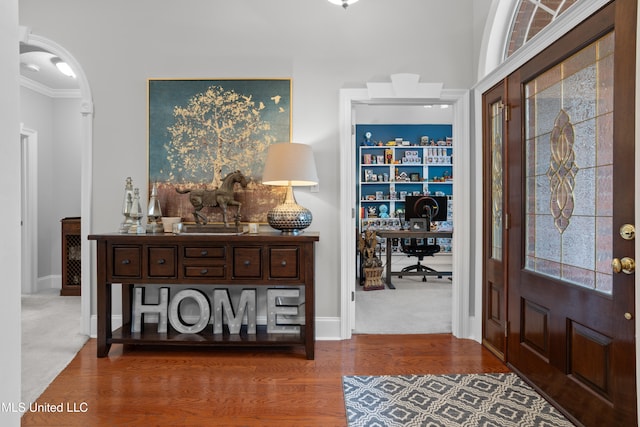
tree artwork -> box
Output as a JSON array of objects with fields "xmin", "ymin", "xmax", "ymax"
[
  {"xmin": 148, "ymin": 79, "xmax": 291, "ymax": 222},
  {"xmin": 165, "ymin": 85, "xmax": 277, "ymax": 188}
]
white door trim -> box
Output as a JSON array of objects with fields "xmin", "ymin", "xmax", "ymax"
[
  {"xmin": 339, "ymin": 87, "xmax": 473, "ymax": 340},
  {"xmin": 20, "ymin": 125, "xmax": 38, "ymax": 295}
]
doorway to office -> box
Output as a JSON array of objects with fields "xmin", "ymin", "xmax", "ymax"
[
  {"xmin": 352, "ymin": 104, "xmax": 454, "ymax": 334},
  {"xmin": 338, "ymin": 84, "xmax": 472, "ymax": 340}
]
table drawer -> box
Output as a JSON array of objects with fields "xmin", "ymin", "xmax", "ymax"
[
  {"xmin": 233, "ymin": 247, "xmax": 262, "ymax": 278},
  {"xmin": 112, "ymin": 246, "xmax": 141, "ymax": 278},
  {"xmin": 184, "ymin": 265, "xmax": 226, "ymax": 278},
  {"xmin": 148, "ymin": 246, "xmax": 177, "ymax": 277},
  {"xmin": 269, "ymin": 247, "xmax": 300, "ymax": 279},
  {"xmin": 184, "ymin": 246, "xmax": 226, "ymax": 259}
]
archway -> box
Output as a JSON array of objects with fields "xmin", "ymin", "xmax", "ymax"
[{"xmin": 20, "ymin": 27, "xmax": 94, "ymax": 335}]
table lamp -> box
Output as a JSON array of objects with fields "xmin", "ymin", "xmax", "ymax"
[{"xmin": 262, "ymin": 142, "xmax": 319, "ymax": 234}]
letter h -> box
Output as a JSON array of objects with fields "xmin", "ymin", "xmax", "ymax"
[{"xmin": 132, "ymin": 287, "xmax": 169, "ymax": 333}]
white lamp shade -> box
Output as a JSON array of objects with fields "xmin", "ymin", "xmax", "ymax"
[{"xmin": 262, "ymin": 142, "xmax": 319, "ymax": 186}]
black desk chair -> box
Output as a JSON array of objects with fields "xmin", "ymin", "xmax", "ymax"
[{"xmin": 398, "ymin": 238, "xmax": 441, "ymax": 282}]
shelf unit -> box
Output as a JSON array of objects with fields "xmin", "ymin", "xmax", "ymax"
[{"xmin": 355, "ymin": 124, "xmax": 453, "ymax": 256}]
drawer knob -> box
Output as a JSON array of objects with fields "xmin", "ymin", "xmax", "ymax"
[
  {"xmin": 244, "ymin": 260, "xmax": 251, "ymax": 266},
  {"xmin": 200, "ymin": 269, "xmax": 208, "ymax": 275},
  {"xmin": 157, "ymin": 259, "xmax": 166, "ymax": 264},
  {"xmin": 121, "ymin": 259, "xmax": 130, "ymax": 265},
  {"xmin": 281, "ymin": 260, "xmax": 287, "ymax": 266},
  {"xmin": 201, "ymin": 250, "xmax": 208, "ymax": 256}
]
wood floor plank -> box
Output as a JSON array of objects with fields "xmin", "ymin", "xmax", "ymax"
[{"xmin": 21, "ymin": 334, "xmax": 508, "ymax": 426}]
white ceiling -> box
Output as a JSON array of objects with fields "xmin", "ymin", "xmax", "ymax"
[{"xmin": 19, "ymin": 44, "xmax": 80, "ymax": 92}]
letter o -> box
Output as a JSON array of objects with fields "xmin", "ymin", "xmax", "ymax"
[{"xmin": 168, "ymin": 289, "xmax": 210, "ymax": 333}]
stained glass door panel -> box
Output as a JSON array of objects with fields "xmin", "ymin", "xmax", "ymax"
[{"xmin": 524, "ymin": 33, "xmax": 614, "ymax": 294}]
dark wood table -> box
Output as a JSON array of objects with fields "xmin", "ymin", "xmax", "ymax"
[
  {"xmin": 376, "ymin": 230, "xmax": 453, "ymax": 289},
  {"xmin": 88, "ymin": 232, "xmax": 319, "ymax": 359}
]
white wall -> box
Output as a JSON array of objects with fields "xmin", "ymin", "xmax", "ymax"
[
  {"xmin": 20, "ymin": 87, "xmax": 53, "ymax": 277},
  {"xmin": 0, "ymin": 0, "xmax": 22, "ymax": 423},
  {"xmin": 20, "ymin": 87, "xmax": 82, "ymax": 286},
  {"xmin": 51, "ymin": 98, "xmax": 82, "ymax": 273},
  {"xmin": 473, "ymin": 0, "xmax": 495, "ymax": 79},
  {"xmin": 18, "ymin": 0, "xmax": 488, "ymax": 326}
]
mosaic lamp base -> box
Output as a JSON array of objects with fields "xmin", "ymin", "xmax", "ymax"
[{"xmin": 267, "ymin": 185, "xmax": 313, "ymax": 235}]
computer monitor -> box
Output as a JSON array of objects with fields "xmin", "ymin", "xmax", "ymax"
[{"xmin": 404, "ymin": 195, "xmax": 448, "ymax": 222}]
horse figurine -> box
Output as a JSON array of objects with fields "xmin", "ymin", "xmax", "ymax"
[{"xmin": 176, "ymin": 170, "xmax": 248, "ymax": 226}]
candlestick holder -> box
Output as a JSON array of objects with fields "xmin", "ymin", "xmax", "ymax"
[
  {"xmin": 146, "ymin": 181, "xmax": 163, "ymax": 233},
  {"xmin": 128, "ymin": 188, "xmax": 146, "ymax": 234},
  {"xmin": 119, "ymin": 177, "xmax": 134, "ymax": 233}
]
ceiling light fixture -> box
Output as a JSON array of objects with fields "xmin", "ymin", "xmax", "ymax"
[
  {"xmin": 56, "ymin": 62, "xmax": 76, "ymax": 78},
  {"xmin": 328, "ymin": 0, "xmax": 359, "ymax": 10},
  {"xmin": 22, "ymin": 63, "xmax": 40, "ymax": 72},
  {"xmin": 51, "ymin": 57, "xmax": 76, "ymax": 78}
]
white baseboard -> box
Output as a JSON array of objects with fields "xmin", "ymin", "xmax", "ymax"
[
  {"xmin": 90, "ymin": 315, "xmax": 343, "ymax": 341},
  {"xmin": 315, "ymin": 317, "xmax": 342, "ymax": 340},
  {"xmin": 36, "ymin": 274, "xmax": 60, "ymax": 293},
  {"xmin": 90, "ymin": 315, "xmax": 123, "ymax": 338}
]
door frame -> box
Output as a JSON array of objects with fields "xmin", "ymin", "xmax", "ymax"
[
  {"xmin": 338, "ymin": 87, "xmax": 472, "ymax": 340},
  {"xmin": 20, "ymin": 125, "xmax": 38, "ymax": 295}
]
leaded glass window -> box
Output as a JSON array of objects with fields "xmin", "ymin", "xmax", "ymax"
[
  {"xmin": 491, "ymin": 101, "xmax": 504, "ymax": 261},
  {"xmin": 506, "ymin": 0, "xmax": 580, "ymax": 59},
  {"xmin": 524, "ymin": 32, "xmax": 614, "ymax": 293}
]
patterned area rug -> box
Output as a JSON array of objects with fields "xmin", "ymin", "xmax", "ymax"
[{"xmin": 342, "ymin": 373, "xmax": 575, "ymax": 426}]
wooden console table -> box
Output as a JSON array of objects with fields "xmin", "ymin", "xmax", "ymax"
[{"xmin": 88, "ymin": 232, "xmax": 319, "ymax": 359}]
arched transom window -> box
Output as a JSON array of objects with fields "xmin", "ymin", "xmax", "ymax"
[{"xmin": 505, "ymin": 0, "xmax": 580, "ymax": 58}]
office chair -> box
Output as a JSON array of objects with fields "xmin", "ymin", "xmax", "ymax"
[
  {"xmin": 399, "ymin": 195, "xmax": 444, "ymax": 281},
  {"xmin": 398, "ymin": 238, "xmax": 441, "ymax": 282}
]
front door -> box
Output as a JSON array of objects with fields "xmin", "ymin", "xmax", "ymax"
[{"xmin": 506, "ymin": 1, "xmax": 636, "ymax": 425}]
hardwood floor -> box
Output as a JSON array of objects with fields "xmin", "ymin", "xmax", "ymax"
[{"xmin": 21, "ymin": 334, "xmax": 508, "ymax": 426}]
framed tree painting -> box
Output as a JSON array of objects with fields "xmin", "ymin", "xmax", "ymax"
[{"xmin": 148, "ymin": 78, "xmax": 291, "ymax": 223}]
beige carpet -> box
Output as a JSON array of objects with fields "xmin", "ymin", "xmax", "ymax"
[
  {"xmin": 354, "ymin": 276, "xmax": 452, "ymax": 334},
  {"xmin": 21, "ymin": 289, "xmax": 88, "ymax": 406}
]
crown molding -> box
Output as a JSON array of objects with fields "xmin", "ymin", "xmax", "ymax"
[{"xmin": 19, "ymin": 75, "xmax": 81, "ymax": 99}]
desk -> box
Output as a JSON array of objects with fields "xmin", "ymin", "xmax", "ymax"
[
  {"xmin": 376, "ymin": 230, "xmax": 453, "ymax": 289},
  {"xmin": 88, "ymin": 232, "xmax": 319, "ymax": 359}
]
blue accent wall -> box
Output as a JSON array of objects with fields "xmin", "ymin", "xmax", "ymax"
[{"xmin": 355, "ymin": 124, "xmax": 452, "ymax": 147}]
